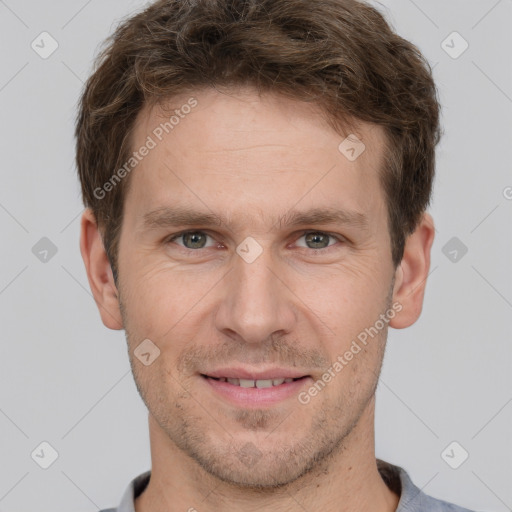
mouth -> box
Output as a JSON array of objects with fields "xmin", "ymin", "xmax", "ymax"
[
  {"xmin": 200, "ymin": 371, "xmax": 312, "ymax": 407},
  {"xmin": 201, "ymin": 375, "xmax": 308, "ymax": 388}
]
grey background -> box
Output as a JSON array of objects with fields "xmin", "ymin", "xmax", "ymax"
[{"xmin": 0, "ymin": 0, "xmax": 511, "ymax": 510}]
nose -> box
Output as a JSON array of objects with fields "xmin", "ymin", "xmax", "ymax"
[{"xmin": 214, "ymin": 244, "xmax": 297, "ymax": 346}]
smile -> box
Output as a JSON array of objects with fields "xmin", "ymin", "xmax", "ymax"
[
  {"xmin": 200, "ymin": 373, "xmax": 311, "ymax": 407},
  {"xmin": 204, "ymin": 376, "xmax": 304, "ymax": 388}
]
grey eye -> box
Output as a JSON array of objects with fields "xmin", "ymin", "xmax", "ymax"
[
  {"xmin": 302, "ymin": 232, "xmax": 333, "ymax": 249},
  {"xmin": 180, "ymin": 231, "xmax": 209, "ymax": 249}
]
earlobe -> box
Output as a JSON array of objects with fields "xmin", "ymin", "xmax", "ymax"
[
  {"xmin": 389, "ymin": 212, "xmax": 435, "ymax": 329},
  {"xmin": 79, "ymin": 208, "xmax": 123, "ymax": 330}
]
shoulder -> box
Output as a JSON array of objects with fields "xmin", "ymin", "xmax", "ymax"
[
  {"xmin": 377, "ymin": 459, "xmax": 479, "ymax": 512},
  {"xmin": 407, "ymin": 487, "xmax": 478, "ymax": 512},
  {"xmin": 98, "ymin": 470, "xmax": 151, "ymax": 512}
]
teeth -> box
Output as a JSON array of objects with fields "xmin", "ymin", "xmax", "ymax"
[
  {"xmin": 255, "ymin": 379, "xmax": 273, "ymax": 388},
  {"xmin": 213, "ymin": 377, "xmax": 299, "ymax": 387}
]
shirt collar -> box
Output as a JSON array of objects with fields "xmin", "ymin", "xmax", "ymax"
[{"xmin": 113, "ymin": 459, "xmax": 439, "ymax": 512}]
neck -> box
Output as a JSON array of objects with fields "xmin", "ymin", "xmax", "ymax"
[{"xmin": 135, "ymin": 398, "xmax": 399, "ymax": 512}]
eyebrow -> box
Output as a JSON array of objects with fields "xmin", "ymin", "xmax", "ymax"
[{"xmin": 141, "ymin": 205, "xmax": 369, "ymax": 232}]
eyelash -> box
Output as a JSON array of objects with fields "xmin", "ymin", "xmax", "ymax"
[{"xmin": 165, "ymin": 230, "xmax": 345, "ymax": 253}]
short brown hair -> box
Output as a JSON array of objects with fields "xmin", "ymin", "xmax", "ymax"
[{"xmin": 76, "ymin": 0, "xmax": 441, "ymax": 281}]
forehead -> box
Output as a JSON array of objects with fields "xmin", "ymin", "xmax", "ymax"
[{"xmin": 124, "ymin": 87, "xmax": 388, "ymax": 227}]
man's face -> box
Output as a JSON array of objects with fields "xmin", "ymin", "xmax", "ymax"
[{"xmin": 116, "ymin": 88, "xmax": 397, "ymax": 487}]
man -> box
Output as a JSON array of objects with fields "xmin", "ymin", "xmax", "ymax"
[{"xmin": 76, "ymin": 0, "xmax": 476, "ymax": 511}]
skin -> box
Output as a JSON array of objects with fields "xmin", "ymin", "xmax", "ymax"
[{"xmin": 80, "ymin": 87, "xmax": 434, "ymax": 512}]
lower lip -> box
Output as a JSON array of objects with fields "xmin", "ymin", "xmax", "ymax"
[{"xmin": 202, "ymin": 375, "xmax": 311, "ymax": 407}]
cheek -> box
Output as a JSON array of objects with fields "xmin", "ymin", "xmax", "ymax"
[
  {"xmin": 122, "ymin": 263, "xmax": 219, "ymax": 353},
  {"xmin": 293, "ymin": 271, "xmax": 392, "ymax": 380},
  {"xmin": 293, "ymin": 261, "xmax": 389, "ymax": 322}
]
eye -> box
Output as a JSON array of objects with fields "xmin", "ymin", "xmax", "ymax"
[
  {"xmin": 295, "ymin": 231, "xmax": 342, "ymax": 250},
  {"xmin": 166, "ymin": 230, "xmax": 344, "ymax": 252},
  {"xmin": 167, "ymin": 230, "xmax": 218, "ymax": 250}
]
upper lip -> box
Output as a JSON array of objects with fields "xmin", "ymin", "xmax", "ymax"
[{"xmin": 202, "ymin": 367, "xmax": 310, "ymax": 380}]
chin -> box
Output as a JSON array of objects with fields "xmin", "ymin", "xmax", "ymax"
[
  {"xmin": 197, "ymin": 452, "xmax": 312, "ymax": 489},
  {"xmin": 181, "ymin": 427, "xmax": 343, "ymax": 490}
]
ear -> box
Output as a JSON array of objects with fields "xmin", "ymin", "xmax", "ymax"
[
  {"xmin": 389, "ymin": 212, "xmax": 435, "ymax": 329},
  {"xmin": 79, "ymin": 208, "xmax": 123, "ymax": 330}
]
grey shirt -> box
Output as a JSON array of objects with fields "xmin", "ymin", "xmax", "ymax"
[{"xmin": 100, "ymin": 459, "xmax": 477, "ymax": 512}]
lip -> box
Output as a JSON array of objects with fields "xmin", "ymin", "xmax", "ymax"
[
  {"xmin": 202, "ymin": 367, "xmax": 310, "ymax": 380},
  {"xmin": 201, "ymin": 374, "xmax": 312, "ymax": 408}
]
